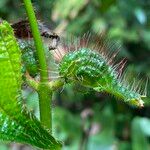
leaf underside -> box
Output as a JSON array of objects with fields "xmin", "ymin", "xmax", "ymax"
[{"xmin": 0, "ymin": 21, "xmax": 62, "ymax": 149}]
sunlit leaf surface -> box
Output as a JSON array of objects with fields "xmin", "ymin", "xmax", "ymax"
[{"xmin": 0, "ymin": 21, "xmax": 62, "ymax": 149}]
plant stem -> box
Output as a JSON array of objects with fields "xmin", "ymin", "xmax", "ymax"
[
  {"xmin": 38, "ymin": 83, "xmax": 52, "ymax": 132},
  {"xmin": 23, "ymin": 0, "xmax": 48, "ymax": 82},
  {"xmin": 23, "ymin": 0, "xmax": 52, "ymax": 132},
  {"xmin": 25, "ymin": 72, "xmax": 38, "ymax": 91}
]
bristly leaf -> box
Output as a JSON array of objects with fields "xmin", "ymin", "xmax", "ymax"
[
  {"xmin": 0, "ymin": 21, "xmax": 62, "ymax": 149},
  {"xmin": 58, "ymin": 34, "xmax": 146, "ymax": 107},
  {"xmin": 19, "ymin": 39, "xmax": 38, "ymax": 77}
]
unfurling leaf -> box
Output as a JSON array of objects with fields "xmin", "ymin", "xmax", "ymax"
[
  {"xmin": 0, "ymin": 21, "xmax": 62, "ymax": 149},
  {"xmin": 59, "ymin": 35, "xmax": 145, "ymax": 107}
]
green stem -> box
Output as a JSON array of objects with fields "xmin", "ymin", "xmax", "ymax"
[
  {"xmin": 23, "ymin": 0, "xmax": 48, "ymax": 82},
  {"xmin": 38, "ymin": 83, "xmax": 52, "ymax": 132},
  {"xmin": 23, "ymin": 0, "xmax": 52, "ymax": 132},
  {"xmin": 25, "ymin": 73, "xmax": 38, "ymax": 91}
]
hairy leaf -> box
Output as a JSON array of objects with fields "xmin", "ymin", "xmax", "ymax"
[
  {"xmin": 59, "ymin": 36, "xmax": 145, "ymax": 107},
  {"xmin": 19, "ymin": 39, "xmax": 38, "ymax": 77},
  {"xmin": 0, "ymin": 21, "xmax": 62, "ymax": 149}
]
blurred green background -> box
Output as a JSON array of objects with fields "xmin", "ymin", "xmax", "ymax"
[{"xmin": 0, "ymin": 0, "xmax": 150, "ymax": 150}]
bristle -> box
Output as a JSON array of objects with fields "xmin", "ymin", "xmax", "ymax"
[
  {"xmin": 31, "ymin": 2, "xmax": 39, "ymax": 13},
  {"xmin": 116, "ymin": 58, "xmax": 127, "ymax": 78},
  {"xmin": 134, "ymin": 78, "xmax": 143, "ymax": 92},
  {"xmin": 53, "ymin": 49, "xmax": 62, "ymax": 60},
  {"xmin": 142, "ymin": 77, "xmax": 148, "ymax": 97},
  {"xmin": 130, "ymin": 79, "xmax": 136, "ymax": 91}
]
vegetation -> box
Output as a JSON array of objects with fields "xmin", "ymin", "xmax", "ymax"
[{"xmin": 0, "ymin": 0, "xmax": 149, "ymax": 150}]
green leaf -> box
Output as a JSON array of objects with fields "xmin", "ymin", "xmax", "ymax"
[
  {"xmin": 100, "ymin": 0, "xmax": 116, "ymax": 13},
  {"xmin": 19, "ymin": 39, "xmax": 38, "ymax": 77},
  {"xmin": 59, "ymin": 47, "xmax": 145, "ymax": 107},
  {"xmin": 132, "ymin": 117, "xmax": 150, "ymax": 150},
  {"xmin": 53, "ymin": 0, "xmax": 86, "ymax": 19},
  {"xmin": 0, "ymin": 21, "xmax": 62, "ymax": 149}
]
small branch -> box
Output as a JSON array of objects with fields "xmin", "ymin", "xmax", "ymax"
[{"xmin": 25, "ymin": 72, "xmax": 38, "ymax": 91}]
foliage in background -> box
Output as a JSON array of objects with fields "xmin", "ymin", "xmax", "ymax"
[{"xmin": 0, "ymin": 0, "xmax": 150, "ymax": 150}]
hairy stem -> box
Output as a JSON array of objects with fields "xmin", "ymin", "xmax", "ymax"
[
  {"xmin": 23, "ymin": 0, "xmax": 48, "ymax": 82},
  {"xmin": 25, "ymin": 72, "xmax": 38, "ymax": 91},
  {"xmin": 38, "ymin": 83, "xmax": 52, "ymax": 132},
  {"xmin": 23, "ymin": 0, "xmax": 52, "ymax": 132}
]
